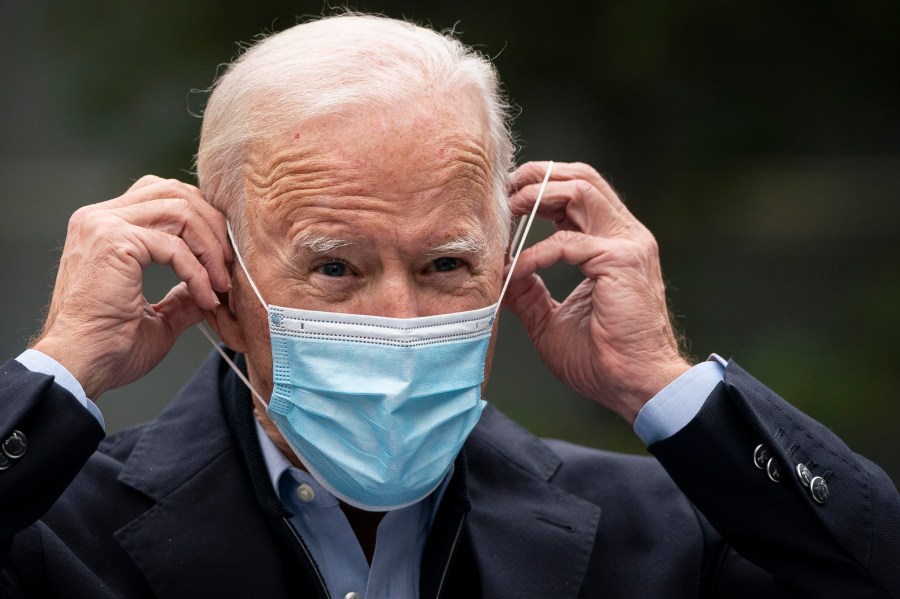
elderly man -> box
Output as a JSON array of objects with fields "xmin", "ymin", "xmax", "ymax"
[{"xmin": 1, "ymin": 14, "xmax": 898, "ymax": 599}]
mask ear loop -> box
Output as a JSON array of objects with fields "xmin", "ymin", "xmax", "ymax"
[
  {"xmin": 196, "ymin": 324, "xmax": 270, "ymax": 409},
  {"xmin": 226, "ymin": 221, "xmax": 268, "ymax": 312},
  {"xmin": 196, "ymin": 221, "xmax": 272, "ymax": 410},
  {"xmin": 496, "ymin": 160, "xmax": 554, "ymax": 308}
]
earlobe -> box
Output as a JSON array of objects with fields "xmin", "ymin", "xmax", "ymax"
[{"xmin": 205, "ymin": 291, "xmax": 249, "ymax": 352}]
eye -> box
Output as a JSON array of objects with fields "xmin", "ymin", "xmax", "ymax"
[
  {"xmin": 320, "ymin": 261, "xmax": 347, "ymax": 277},
  {"xmin": 431, "ymin": 257, "xmax": 460, "ymax": 272}
]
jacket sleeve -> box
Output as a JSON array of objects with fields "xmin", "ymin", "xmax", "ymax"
[
  {"xmin": 649, "ymin": 360, "xmax": 900, "ymax": 598},
  {"xmin": 0, "ymin": 359, "xmax": 104, "ymax": 571}
]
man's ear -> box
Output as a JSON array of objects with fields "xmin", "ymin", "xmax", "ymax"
[{"xmin": 205, "ymin": 290, "xmax": 249, "ymax": 352}]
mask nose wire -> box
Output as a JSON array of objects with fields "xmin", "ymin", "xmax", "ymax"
[
  {"xmin": 495, "ymin": 160, "xmax": 554, "ymax": 310},
  {"xmin": 195, "ymin": 222, "xmax": 271, "ymax": 411}
]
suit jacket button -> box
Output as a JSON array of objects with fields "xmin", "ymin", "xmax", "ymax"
[
  {"xmin": 810, "ymin": 476, "xmax": 830, "ymax": 505},
  {"xmin": 795, "ymin": 463, "xmax": 812, "ymax": 486},
  {"xmin": 766, "ymin": 457, "xmax": 782, "ymax": 483},
  {"xmin": 0, "ymin": 452, "xmax": 9, "ymax": 471},
  {"xmin": 753, "ymin": 444, "xmax": 770, "ymax": 470},
  {"xmin": 2, "ymin": 430, "xmax": 27, "ymax": 459}
]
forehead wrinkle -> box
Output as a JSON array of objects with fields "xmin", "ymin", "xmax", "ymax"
[
  {"xmin": 243, "ymin": 125, "xmax": 497, "ymax": 248},
  {"xmin": 414, "ymin": 138, "xmax": 493, "ymax": 198},
  {"xmin": 245, "ymin": 145, "xmax": 366, "ymax": 225},
  {"xmin": 245, "ymin": 146, "xmax": 336, "ymax": 196}
]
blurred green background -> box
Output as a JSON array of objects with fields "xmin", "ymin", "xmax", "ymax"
[{"xmin": 2, "ymin": 1, "xmax": 898, "ymax": 483}]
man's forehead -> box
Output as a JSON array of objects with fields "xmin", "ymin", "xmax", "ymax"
[
  {"xmin": 248, "ymin": 155, "xmax": 493, "ymax": 220},
  {"xmin": 247, "ymin": 93, "xmax": 491, "ymax": 184},
  {"xmin": 245, "ymin": 103, "xmax": 497, "ymax": 242},
  {"xmin": 279, "ymin": 192, "xmax": 490, "ymax": 244}
]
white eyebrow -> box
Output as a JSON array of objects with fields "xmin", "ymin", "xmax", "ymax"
[
  {"xmin": 293, "ymin": 232, "xmax": 354, "ymax": 254},
  {"xmin": 428, "ymin": 233, "xmax": 487, "ymax": 256}
]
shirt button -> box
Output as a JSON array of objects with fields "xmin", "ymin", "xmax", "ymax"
[
  {"xmin": 344, "ymin": 593, "xmax": 360, "ymax": 599},
  {"xmin": 297, "ymin": 483, "xmax": 315, "ymax": 503}
]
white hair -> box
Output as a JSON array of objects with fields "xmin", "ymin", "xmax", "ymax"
[
  {"xmin": 195, "ymin": 13, "xmax": 515, "ymax": 255},
  {"xmin": 429, "ymin": 233, "xmax": 488, "ymax": 256}
]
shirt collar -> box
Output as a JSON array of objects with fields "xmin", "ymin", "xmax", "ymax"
[{"xmin": 254, "ymin": 418, "xmax": 292, "ymax": 494}]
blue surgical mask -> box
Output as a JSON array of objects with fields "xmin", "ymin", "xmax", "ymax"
[{"xmin": 203, "ymin": 162, "xmax": 554, "ymax": 511}]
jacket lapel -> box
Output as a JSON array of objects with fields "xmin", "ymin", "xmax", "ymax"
[
  {"xmin": 464, "ymin": 406, "xmax": 602, "ymax": 598},
  {"xmin": 107, "ymin": 353, "xmax": 602, "ymax": 598},
  {"xmin": 111, "ymin": 353, "xmax": 293, "ymax": 598}
]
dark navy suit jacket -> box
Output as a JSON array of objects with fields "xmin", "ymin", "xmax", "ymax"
[{"xmin": 0, "ymin": 352, "xmax": 898, "ymax": 597}]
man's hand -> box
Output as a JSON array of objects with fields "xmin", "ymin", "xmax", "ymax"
[
  {"xmin": 504, "ymin": 161, "xmax": 691, "ymax": 424},
  {"xmin": 31, "ymin": 176, "xmax": 232, "ymax": 399}
]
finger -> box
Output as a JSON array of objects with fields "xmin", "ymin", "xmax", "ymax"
[
  {"xmin": 112, "ymin": 199, "xmax": 231, "ymax": 292},
  {"xmin": 510, "ymin": 160, "xmax": 630, "ymax": 216},
  {"xmin": 152, "ymin": 282, "xmax": 207, "ymax": 340},
  {"xmin": 106, "ymin": 178, "xmax": 233, "ymax": 264},
  {"xmin": 127, "ymin": 174, "xmax": 167, "ymax": 192},
  {"xmin": 510, "ymin": 161, "xmax": 613, "ymax": 198},
  {"xmin": 509, "ymin": 179, "xmax": 632, "ymax": 238},
  {"xmin": 511, "ymin": 230, "xmax": 633, "ymax": 281},
  {"xmin": 502, "ymin": 272, "xmax": 558, "ymax": 340},
  {"xmin": 127, "ymin": 226, "xmax": 220, "ymax": 310}
]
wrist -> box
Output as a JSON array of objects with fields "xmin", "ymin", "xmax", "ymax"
[
  {"xmin": 32, "ymin": 337, "xmax": 107, "ymax": 400},
  {"xmin": 614, "ymin": 359, "xmax": 692, "ymax": 425}
]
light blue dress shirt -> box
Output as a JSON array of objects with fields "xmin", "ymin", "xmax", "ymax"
[
  {"xmin": 16, "ymin": 349, "xmax": 727, "ymax": 597},
  {"xmin": 255, "ymin": 420, "xmax": 450, "ymax": 599}
]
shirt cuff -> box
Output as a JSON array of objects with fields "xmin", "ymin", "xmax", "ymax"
[
  {"xmin": 16, "ymin": 349, "xmax": 106, "ymax": 430},
  {"xmin": 633, "ymin": 354, "xmax": 726, "ymax": 446}
]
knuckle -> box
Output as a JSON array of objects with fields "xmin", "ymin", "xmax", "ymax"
[
  {"xmin": 629, "ymin": 234, "xmax": 658, "ymax": 263},
  {"xmin": 553, "ymin": 229, "xmax": 579, "ymax": 245},
  {"xmin": 160, "ymin": 179, "xmax": 187, "ymax": 198},
  {"xmin": 68, "ymin": 204, "xmax": 108, "ymax": 233},
  {"xmin": 131, "ymin": 174, "xmax": 162, "ymax": 189},
  {"xmin": 167, "ymin": 196, "xmax": 191, "ymax": 213},
  {"xmin": 68, "ymin": 206, "xmax": 90, "ymax": 229},
  {"xmin": 515, "ymin": 161, "xmax": 542, "ymax": 183},
  {"xmin": 572, "ymin": 162, "xmax": 602, "ymax": 179},
  {"xmin": 573, "ymin": 179, "xmax": 595, "ymax": 196},
  {"xmin": 171, "ymin": 235, "xmax": 189, "ymax": 253}
]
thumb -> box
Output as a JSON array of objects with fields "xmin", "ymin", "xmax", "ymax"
[
  {"xmin": 503, "ymin": 273, "xmax": 556, "ymax": 341},
  {"xmin": 154, "ymin": 282, "xmax": 207, "ymax": 341}
]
